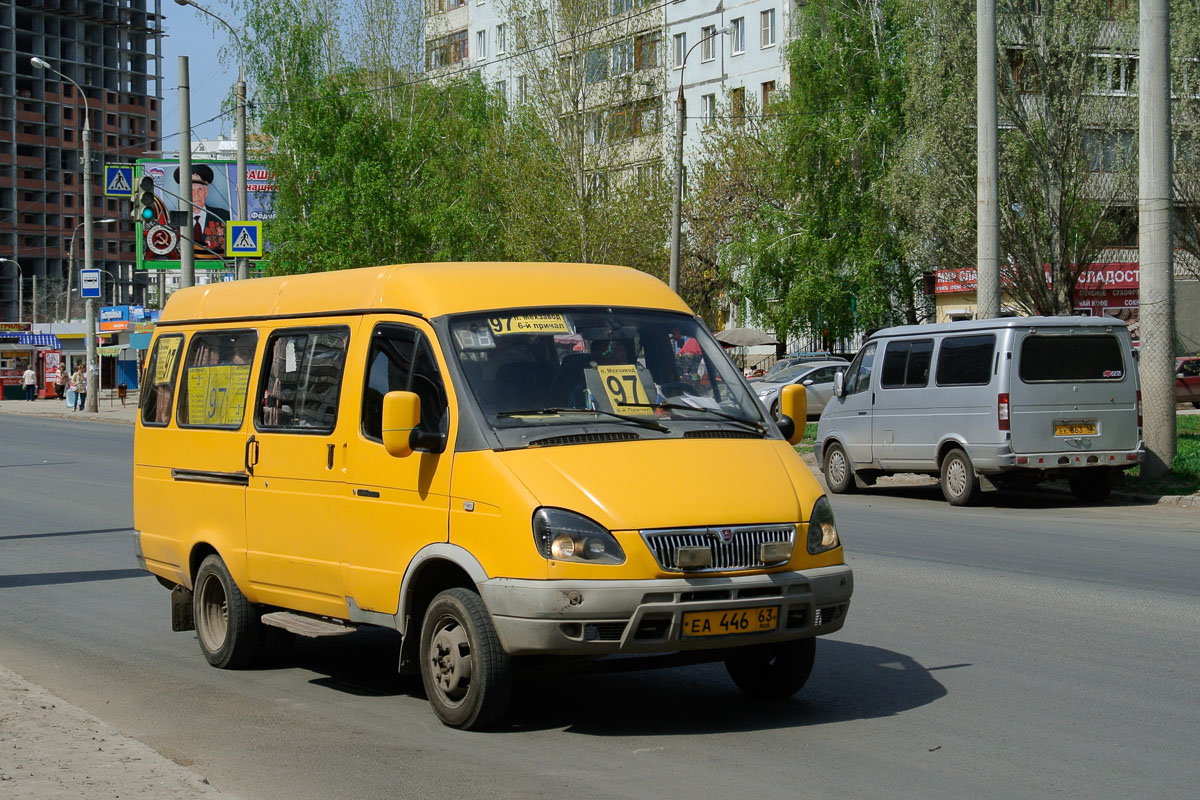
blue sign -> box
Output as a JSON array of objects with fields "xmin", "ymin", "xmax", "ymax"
[
  {"xmin": 100, "ymin": 305, "xmax": 131, "ymax": 323},
  {"xmin": 226, "ymin": 222, "xmax": 263, "ymax": 257},
  {"xmin": 104, "ymin": 165, "xmax": 134, "ymax": 197},
  {"xmin": 80, "ymin": 269, "xmax": 102, "ymax": 298}
]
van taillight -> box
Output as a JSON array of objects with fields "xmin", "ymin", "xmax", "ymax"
[
  {"xmin": 1137, "ymin": 390, "xmax": 1142, "ymax": 429},
  {"xmin": 997, "ymin": 393, "xmax": 1010, "ymax": 431}
]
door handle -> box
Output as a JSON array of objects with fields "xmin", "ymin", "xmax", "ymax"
[
  {"xmin": 355, "ymin": 488, "xmax": 380, "ymax": 498},
  {"xmin": 244, "ymin": 435, "xmax": 258, "ymax": 475},
  {"xmin": 858, "ymin": 411, "xmax": 869, "ymax": 415}
]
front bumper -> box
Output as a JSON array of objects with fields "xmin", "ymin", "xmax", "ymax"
[{"xmin": 479, "ymin": 564, "xmax": 853, "ymax": 656}]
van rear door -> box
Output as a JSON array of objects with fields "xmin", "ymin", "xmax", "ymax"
[{"xmin": 1009, "ymin": 330, "xmax": 1139, "ymax": 455}]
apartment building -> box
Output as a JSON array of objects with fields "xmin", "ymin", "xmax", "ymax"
[{"xmin": 0, "ymin": 0, "xmax": 163, "ymax": 322}]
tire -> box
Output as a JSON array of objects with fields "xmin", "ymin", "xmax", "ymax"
[
  {"xmin": 725, "ymin": 638, "xmax": 816, "ymax": 700},
  {"xmin": 1068, "ymin": 469, "xmax": 1112, "ymax": 503},
  {"xmin": 1193, "ymin": 402, "xmax": 1200, "ymax": 409},
  {"xmin": 193, "ymin": 554, "xmax": 263, "ymax": 669},
  {"xmin": 770, "ymin": 399, "xmax": 781, "ymax": 420},
  {"xmin": 823, "ymin": 441, "xmax": 856, "ymax": 494},
  {"xmin": 939, "ymin": 447, "xmax": 979, "ymax": 506},
  {"xmin": 419, "ymin": 588, "xmax": 512, "ymax": 730}
]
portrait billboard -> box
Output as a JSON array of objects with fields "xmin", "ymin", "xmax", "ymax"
[{"xmin": 136, "ymin": 159, "xmax": 275, "ymax": 269}]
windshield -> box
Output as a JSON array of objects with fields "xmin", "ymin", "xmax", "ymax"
[
  {"xmin": 447, "ymin": 308, "xmax": 771, "ymax": 443},
  {"xmin": 769, "ymin": 364, "xmax": 815, "ymax": 384}
]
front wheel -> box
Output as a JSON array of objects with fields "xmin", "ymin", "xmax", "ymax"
[
  {"xmin": 725, "ymin": 638, "xmax": 816, "ymax": 700},
  {"xmin": 940, "ymin": 447, "xmax": 979, "ymax": 506},
  {"xmin": 823, "ymin": 442, "xmax": 857, "ymax": 494},
  {"xmin": 419, "ymin": 588, "xmax": 512, "ymax": 730},
  {"xmin": 193, "ymin": 554, "xmax": 263, "ymax": 669}
]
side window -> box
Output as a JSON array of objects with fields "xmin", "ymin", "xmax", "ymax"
[
  {"xmin": 177, "ymin": 330, "xmax": 257, "ymax": 428},
  {"xmin": 881, "ymin": 339, "xmax": 933, "ymax": 389},
  {"xmin": 140, "ymin": 334, "xmax": 183, "ymax": 426},
  {"xmin": 936, "ymin": 334, "xmax": 996, "ymax": 386},
  {"xmin": 844, "ymin": 343, "xmax": 877, "ymax": 395},
  {"xmin": 257, "ymin": 327, "xmax": 350, "ymax": 433},
  {"xmin": 361, "ymin": 325, "xmax": 449, "ymax": 445}
]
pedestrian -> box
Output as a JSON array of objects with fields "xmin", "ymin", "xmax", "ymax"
[
  {"xmin": 54, "ymin": 363, "xmax": 68, "ymax": 400},
  {"xmin": 70, "ymin": 362, "xmax": 87, "ymax": 411},
  {"xmin": 22, "ymin": 362, "xmax": 37, "ymax": 401}
]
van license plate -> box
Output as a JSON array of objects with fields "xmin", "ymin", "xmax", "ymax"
[
  {"xmin": 681, "ymin": 607, "xmax": 779, "ymax": 638},
  {"xmin": 1055, "ymin": 423, "xmax": 1096, "ymax": 436}
]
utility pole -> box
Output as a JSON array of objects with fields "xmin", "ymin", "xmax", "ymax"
[
  {"xmin": 976, "ymin": 0, "xmax": 1000, "ymax": 320},
  {"xmin": 1138, "ymin": 0, "xmax": 1176, "ymax": 478},
  {"xmin": 179, "ymin": 56, "xmax": 195, "ymax": 288}
]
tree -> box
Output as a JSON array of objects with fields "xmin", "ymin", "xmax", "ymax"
[{"xmin": 893, "ymin": 0, "xmax": 1137, "ymax": 315}]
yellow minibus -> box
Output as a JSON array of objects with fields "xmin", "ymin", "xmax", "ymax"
[{"xmin": 133, "ymin": 262, "xmax": 853, "ymax": 729}]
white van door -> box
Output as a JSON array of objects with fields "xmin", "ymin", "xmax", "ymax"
[
  {"xmin": 872, "ymin": 338, "xmax": 935, "ymax": 467},
  {"xmin": 827, "ymin": 342, "xmax": 877, "ymax": 466}
]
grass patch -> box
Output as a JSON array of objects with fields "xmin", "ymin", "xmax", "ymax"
[
  {"xmin": 793, "ymin": 423, "xmax": 819, "ymax": 455},
  {"xmin": 1121, "ymin": 415, "xmax": 1200, "ymax": 495}
]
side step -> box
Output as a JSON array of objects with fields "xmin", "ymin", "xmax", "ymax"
[{"xmin": 261, "ymin": 611, "xmax": 357, "ymax": 638}]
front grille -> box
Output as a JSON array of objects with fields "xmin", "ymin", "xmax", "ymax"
[{"xmin": 640, "ymin": 524, "xmax": 795, "ymax": 573}]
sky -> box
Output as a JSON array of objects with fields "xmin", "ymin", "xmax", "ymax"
[{"xmin": 158, "ymin": 0, "xmax": 244, "ymax": 147}]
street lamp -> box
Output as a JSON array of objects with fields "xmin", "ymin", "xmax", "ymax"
[
  {"xmin": 67, "ymin": 218, "xmax": 117, "ymax": 321},
  {"xmin": 0, "ymin": 257, "xmax": 26, "ymax": 323},
  {"xmin": 174, "ymin": 0, "xmax": 249, "ymax": 281},
  {"xmin": 32, "ymin": 56, "xmax": 99, "ymax": 412},
  {"xmin": 670, "ymin": 25, "xmax": 731, "ymax": 294}
]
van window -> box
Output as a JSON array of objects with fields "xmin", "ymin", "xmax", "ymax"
[
  {"xmin": 880, "ymin": 340, "xmax": 933, "ymax": 389},
  {"xmin": 936, "ymin": 335, "xmax": 996, "ymax": 386},
  {"xmin": 177, "ymin": 330, "xmax": 257, "ymax": 428},
  {"xmin": 842, "ymin": 342, "xmax": 877, "ymax": 395},
  {"xmin": 361, "ymin": 325, "xmax": 449, "ymax": 442},
  {"xmin": 140, "ymin": 334, "xmax": 184, "ymax": 426},
  {"xmin": 257, "ymin": 327, "xmax": 350, "ymax": 433},
  {"xmin": 1019, "ymin": 334, "xmax": 1125, "ymax": 382}
]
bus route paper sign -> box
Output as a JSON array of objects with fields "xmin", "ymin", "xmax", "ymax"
[
  {"xmin": 186, "ymin": 365, "xmax": 252, "ymax": 425},
  {"xmin": 153, "ymin": 338, "xmax": 181, "ymax": 385}
]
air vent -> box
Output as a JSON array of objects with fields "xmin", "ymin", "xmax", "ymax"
[
  {"xmin": 527, "ymin": 431, "xmax": 640, "ymax": 448},
  {"xmin": 684, "ymin": 429, "xmax": 760, "ymax": 439}
]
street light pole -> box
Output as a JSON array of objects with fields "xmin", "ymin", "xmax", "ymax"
[
  {"xmin": 669, "ymin": 26, "xmax": 730, "ymax": 294},
  {"xmin": 33, "ymin": 56, "xmax": 98, "ymax": 411},
  {"xmin": 67, "ymin": 218, "xmax": 116, "ymax": 321},
  {"xmin": 175, "ymin": 0, "xmax": 249, "ymax": 280}
]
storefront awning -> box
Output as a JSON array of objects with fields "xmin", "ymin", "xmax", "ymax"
[
  {"xmin": 0, "ymin": 333, "xmax": 62, "ymax": 348},
  {"xmin": 97, "ymin": 344, "xmax": 130, "ymax": 357}
]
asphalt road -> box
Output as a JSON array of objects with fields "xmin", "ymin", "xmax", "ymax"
[{"xmin": 1, "ymin": 416, "xmax": 1197, "ymax": 799}]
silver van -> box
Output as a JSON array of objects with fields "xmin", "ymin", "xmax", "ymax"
[{"xmin": 815, "ymin": 317, "xmax": 1143, "ymax": 505}]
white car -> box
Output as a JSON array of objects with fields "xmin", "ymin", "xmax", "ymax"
[{"xmin": 754, "ymin": 361, "xmax": 848, "ymax": 420}]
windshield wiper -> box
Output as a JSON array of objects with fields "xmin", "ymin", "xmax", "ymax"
[
  {"xmin": 496, "ymin": 407, "xmax": 670, "ymax": 433},
  {"xmin": 620, "ymin": 403, "xmax": 769, "ymax": 435}
]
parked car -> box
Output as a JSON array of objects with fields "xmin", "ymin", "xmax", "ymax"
[
  {"xmin": 755, "ymin": 361, "xmax": 848, "ymax": 419},
  {"xmin": 755, "ymin": 353, "xmax": 848, "ymax": 383},
  {"xmin": 816, "ymin": 317, "xmax": 1143, "ymax": 505},
  {"xmin": 1178, "ymin": 356, "xmax": 1200, "ymax": 408}
]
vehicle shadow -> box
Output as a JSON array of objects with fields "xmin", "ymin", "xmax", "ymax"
[
  {"xmin": 285, "ymin": 633, "xmax": 949, "ymax": 735},
  {"xmin": 847, "ymin": 482, "xmax": 1152, "ymax": 509}
]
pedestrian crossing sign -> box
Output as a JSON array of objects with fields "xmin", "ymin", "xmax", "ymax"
[
  {"xmin": 104, "ymin": 165, "xmax": 134, "ymax": 197},
  {"xmin": 226, "ymin": 221, "xmax": 263, "ymax": 257}
]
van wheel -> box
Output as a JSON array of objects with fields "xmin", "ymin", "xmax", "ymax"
[
  {"xmin": 419, "ymin": 588, "xmax": 511, "ymax": 730},
  {"xmin": 823, "ymin": 442, "xmax": 856, "ymax": 494},
  {"xmin": 725, "ymin": 638, "xmax": 816, "ymax": 699},
  {"xmin": 1068, "ymin": 470, "xmax": 1112, "ymax": 503},
  {"xmin": 940, "ymin": 448, "xmax": 979, "ymax": 506},
  {"xmin": 193, "ymin": 554, "xmax": 263, "ymax": 669}
]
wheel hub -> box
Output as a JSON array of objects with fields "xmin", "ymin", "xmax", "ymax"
[
  {"xmin": 430, "ymin": 622, "xmax": 471, "ymax": 699},
  {"xmin": 946, "ymin": 460, "xmax": 967, "ymax": 495}
]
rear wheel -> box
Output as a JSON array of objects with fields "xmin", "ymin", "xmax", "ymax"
[
  {"xmin": 769, "ymin": 399, "xmax": 781, "ymax": 420},
  {"xmin": 725, "ymin": 638, "xmax": 816, "ymax": 700},
  {"xmin": 940, "ymin": 448, "xmax": 979, "ymax": 506},
  {"xmin": 193, "ymin": 554, "xmax": 263, "ymax": 669},
  {"xmin": 419, "ymin": 588, "xmax": 512, "ymax": 730},
  {"xmin": 823, "ymin": 442, "xmax": 856, "ymax": 494},
  {"xmin": 1068, "ymin": 469, "xmax": 1112, "ymax": 503}
]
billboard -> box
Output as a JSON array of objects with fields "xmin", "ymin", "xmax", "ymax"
[{"xmin": 136, "ymin": 159, "xmax": 275, "ymax": 270}]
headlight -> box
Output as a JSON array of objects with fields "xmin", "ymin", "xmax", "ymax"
[
  {"xmin": 806, "ymin": 496, "xmax": 841, "ymax": 554},
  {"xmin": 532, "ymin": 508, "xmax": 625, "ymax": 565}
]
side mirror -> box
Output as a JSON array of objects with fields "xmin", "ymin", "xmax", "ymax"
[
  {"xmin": 778, "ymin": 384, "xmax": 807, "ymax": 444},
  {"xmin": 802, "ymin": 379, "xmax": 814, "ymax": 386},
  {"xmin": 382, "ymin": 390, "xmax": 421, "ymax": 458},
  {"xmin": 833, "ymin": 371, "xmax": 845, "ymax": 397}
]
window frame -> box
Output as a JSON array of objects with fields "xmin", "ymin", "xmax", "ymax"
[
  {"xmin": 934, "ymin": 334, "xmax": 997, "ymax": 387},
  {"xmin": 879, "ymin": 338, "xmax": 934, "ymax": 390},
  {"xmin": 175, "ymin": 329, "xmax": 259, "ymax": 430},
  {"xmin": 139, "ymin": 332, "xmax": 185, "ymax": 427},
  {"xmin": 673, "ymin": 32, "xmax": 686, "ymax": 69},
  {"xmin": 730, "ymin": 17, "xmax": 745, "ymax": 55},
  {"xmin": 1018, "ymin": 334, "xmax": 1126, "ymax": 383},
  {"xmin": 760, "ymin": 9, "xmax": 776, "ymax": 48},
  {"xmin": 700, "ymin": 25, "xmax": 717, "ymax": 62},
  {"xmin": 255, "ymin": 325, "xmax": 352, "ymax": 436}
]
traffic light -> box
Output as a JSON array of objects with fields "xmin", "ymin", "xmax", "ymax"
[{"xmin": 133, "ymin": 175, "xmax": 156, "ymax": 223}]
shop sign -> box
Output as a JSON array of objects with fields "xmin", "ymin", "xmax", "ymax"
[
  {"xmin": 100, "ymin": 305, "xmax": 132, "ymax": 332},
  {"xmin": 0, "ymin": 322, "xmax": 33, "ymax": 332}
]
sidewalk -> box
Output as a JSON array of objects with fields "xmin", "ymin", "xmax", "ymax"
[
  {"xmin": 0, "ymin": 391, "xmax": 139, "ymax": 425},
  {"xmin": 0, "ymin": 665, "xmax": 238, "ymax": 799}
]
